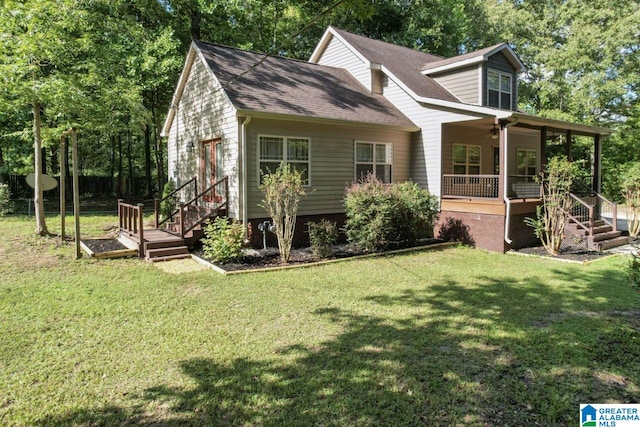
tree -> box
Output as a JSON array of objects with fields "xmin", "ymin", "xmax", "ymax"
[
  {"xmin": 260, "ymin": 164, "xmax": 306, "ymax": 263},
  {"xmin": 526, "ymin": 157, "xmax": 578, "ymax": 256}
]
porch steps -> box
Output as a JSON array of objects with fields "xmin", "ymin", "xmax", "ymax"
[
  {"xmin": 144, "ymin": 238, "xmax": 191, "ymax": 262},
  {"xmin": 565, "ymin": 219, "xmax": 629, "ymax": 252}
]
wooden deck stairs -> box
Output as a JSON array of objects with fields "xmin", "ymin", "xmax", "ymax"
[
  {"xmin": 564, "ymin": 191, "xmax": 629, "ymax": 252},
  {"xmin": 118, "ymin": 176, "xmax": 229, "ymax": 262}
]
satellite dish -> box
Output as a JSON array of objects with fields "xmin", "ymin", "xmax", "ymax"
[{"xmin": 26, "ymin": 173, "xmax": 58, "ymax": 191}]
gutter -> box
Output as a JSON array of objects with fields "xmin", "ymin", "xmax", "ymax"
[
  {"xmin": 503, "ymin": 118, "xmax": 519, "ymax": 245},
  {"xmin": 241, "ymin": 115, "xmax": 252, "ymax": 239}
]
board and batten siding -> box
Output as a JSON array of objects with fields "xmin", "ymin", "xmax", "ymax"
[
  {"xmin": 315, "ymin": 35, "xmax": 371, "ymax": 91},
  {"xmin": 166, "ymin": 51, "xmax": 240, "ymax": 217},
  {"xmin": 483, "ymin": 52, "xmax": 518, "ymax": 110},
  {"xmin": 432, "ymin": 65, "xmax": 480, "ymax": 105},
  {"xmin": 381, "ymin": 75, "xmax": 485, "ymax": 199},
  {"xmin": 244, "ymin": 118, "xmax": 411, "ymax": 219}
]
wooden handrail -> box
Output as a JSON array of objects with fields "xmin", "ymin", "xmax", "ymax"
[
  {"xmin": 155, "ymin": 177, "xmax": 198, "ymax": 228},
  {"xmin": 178, "ymin": 176, "xmax": 229, "ymax": 237}
]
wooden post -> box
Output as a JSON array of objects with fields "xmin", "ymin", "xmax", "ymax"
[
  {"xmin": 565, "ymin": 130, "xmax": 572, "ymax": 162},
  {"xmin": 179, "ymin": 203, "xmax": 185, "ymax": 238},
  {"xmin": 72, "ymin": 128, "xmax": 81, "ymax": 259},
  {"xmin": 137, "ymin": 203, "xmax": 145, "ymax": 258},
  {"xmin": 59, "ymin": 135, "xmax": 66, "ymax": 240},
  {"xmin": 593, "ymin": 134, "xmax": 601, "ymax": 192},
  {"xmin": 154, "ymin": 199, "xmax": 160, "ymax": 228},
  {"xmin": 497, "ymin": 121, "xmax": 505, "ymax": 200},
  {"xmin": 540, "ymin": 126, "xmax": 547, "ymax": 173},
  {"xmin": 118, "ymin": 199, "xmax": 124, "ymax": 230}
]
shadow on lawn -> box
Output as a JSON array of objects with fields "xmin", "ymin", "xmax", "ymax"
[{"xmin": 39, "ymin": 264, "xmax": 639, "ymax": 426}]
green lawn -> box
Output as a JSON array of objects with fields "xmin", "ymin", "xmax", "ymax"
[{"xmin": 1, "ymin": 214, "xmax": 638, "ymax": 426}]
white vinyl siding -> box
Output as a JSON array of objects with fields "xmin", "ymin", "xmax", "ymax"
[
  {"xmin": 381, "ymin": 75, "xmax": 484, "ymax": 198},
  {"xmin": 166, "ymin": 52, "xmax": 240, "ymax": 217},
  {"xmin": 314, "ymin": 35, "xmax": 371, "ymax": 90}
]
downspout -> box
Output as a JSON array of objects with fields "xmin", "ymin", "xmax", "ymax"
[
  {"xmin": 503, "ymin": 118, "xmax": 519, "ymax": 245},
  {"xmin": 241, "ymin": 115, "xmax": 252, "ymax": 240}
]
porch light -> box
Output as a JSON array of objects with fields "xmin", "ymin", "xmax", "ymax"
[
  {"xmin": 187, "ymin": 139, "xmax": 195, "ymax": 153},
  {"xmin": 490, "ymin": 124, "xmax": 499, "ymax": 140}
]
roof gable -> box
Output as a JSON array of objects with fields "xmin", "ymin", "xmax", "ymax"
[
  {"xmin": 421, "ymin": 43, "xmax": 526, "ymax": 75},
  {"xmin": 190, "ymin": 40, "xmax": 417, "ymax": 129}
]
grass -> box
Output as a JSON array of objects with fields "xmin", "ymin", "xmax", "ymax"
[{"xmin": 1, "ymin": 213, "xmax": 639, "ymax": 426}]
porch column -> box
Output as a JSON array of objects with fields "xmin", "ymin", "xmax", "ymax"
[
  {"xmin": 565, "ymin": 130, "xmax": 573, "ymax": 162},
  {"xmin": 593, "ymin": 134, "xmax": 601, "ymax": 192},
  {"xmin": 498, "ymin": 122, "xmax": 505, "ymax": 200},
  {"xmin": 540, "ymin": 126, "xmax": 547, "ymax": 172}
]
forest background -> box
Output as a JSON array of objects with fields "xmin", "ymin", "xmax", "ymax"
[{"xmin": 1, "ymin": 0, "xmax": 638, "ymax": 204}]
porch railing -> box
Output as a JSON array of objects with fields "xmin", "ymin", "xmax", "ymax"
[
  {"xmin": 568, "ymin": 191, "xmax": 618, "ymax": 235},
  {"xmin": 118, "ymin": 200, "xmax": 145, "ymax": 257},
  {"xmin": 508, "ymin": 175, "xmax": 542, "ymax": 199},
  {"xmin": 442, "ymin": 174, "xmax": 499, "ymax": 199}
]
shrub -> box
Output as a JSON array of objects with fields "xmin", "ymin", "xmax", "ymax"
[
  {"xmin": 627, "ymin": 239, "xmax": 640, "ymax": 290},
  {"xmin": 525, "ymin": 157, "xmax": 578, "ymax": 256},
  {"xmin": 160, "ymin": 181, "xmax": 177, "ymax": 220},
  {"xmin": 0, "ymin": 184, "xmax": 12, "ymax": 216},
  {"xmin": 260, "ymin": 163, "xmax": 306, "ymax": 263},
  {"xmin": 202, "ymin": 216, "xmax": 245, "ymax": 263},
  {"xmin": 344, "ymin": 175, "xmax": 438, "ymax": 251},
  {"xmin": 308, "ymin": 219, "xmax": 338, "ymax": 257}
]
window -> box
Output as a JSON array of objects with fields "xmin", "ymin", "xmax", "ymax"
[
  {"xmin": 355, "ymin": 142, "xmax": 392, "ymax": 183},
  {"xmin": 487, "ymin": 70, "xmax": 512, "ymax": 110},
  {"xmin": 259, "ymin": 136, "xmax": 310, "ymax": 185},
  {"xmin": 516, "ymin": 148, "xmax": 537, "ymax": 177},
  {"xmin": 453, "ymin": 144, "xmax": 481, "ymax": 175}
]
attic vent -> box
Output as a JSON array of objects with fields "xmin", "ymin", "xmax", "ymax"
[{"xmin": 370, "ymin": 64, "xmax": 383, "ymax": 94}]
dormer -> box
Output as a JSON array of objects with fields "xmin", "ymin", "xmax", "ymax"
[{"xmin": 421, "ymin": 43, "xmax": 525, "ymax": 111}]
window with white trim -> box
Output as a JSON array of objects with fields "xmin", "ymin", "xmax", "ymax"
[
  {"xmin": 355, "ymin": 142, "xmax": 392, "ymax": 183},
  {"xmin": 487, "ymin": 69, "xmax": 512, "ymax": 110},
  {"xmin": 259, "ymin": 135, "xmax": 310, "ymax": 185},
  {"xmin": 453, "ymin": 144, "xmax": 481, "ymax": 175},
  {"xmin": 516, "ymin": 148, "xmax": 536, "ymax": 178}
]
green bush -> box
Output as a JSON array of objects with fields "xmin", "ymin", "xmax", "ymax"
[
  {"xmin": 0, "ymin": 184, "xmax": 12, "ymax": 216},
  {"xmin": 344, "ymin": 175, "xmax": 438, "ymax": 251},
  {"xmin": 160, "ymin": 181, "xmax": 177, "ymax": 220},
  {"xmin": 308, "ymin": 219, "xmax": 338, "ymax": 257},
  {"xmin": 202, "ymin": 216, "xmax": 245, "ymax": 263}
]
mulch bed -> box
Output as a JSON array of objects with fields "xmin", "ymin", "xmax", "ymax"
[
  {"xmin": 82, "ymin": 238, "xmax": 129, "ymax": 253},
  {"xmin": 195, "ymin": 239, "xmax": 444, "ymax": 272},
  {"xmin": 513, "ymin": 246, "xmax": 613, "ymax": 263}
]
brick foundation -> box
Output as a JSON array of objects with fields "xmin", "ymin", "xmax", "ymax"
[{"xmin": 247, "ymin": 213, "xmax": 347, "ymax": 249}]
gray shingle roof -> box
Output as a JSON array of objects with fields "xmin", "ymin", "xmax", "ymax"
[
  {"xmin": 193, "ymin": 40, "xmax": 417, "ymax": 129},
  {"xmin": 330, "ymin": 28, "xmax": 459, "ymax": 102}
]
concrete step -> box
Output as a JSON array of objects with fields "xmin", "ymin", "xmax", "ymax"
[
  {"xmin": 594, "ymin": 236, "xmax": 630, "ymax": 251},
  {"xmin": 145, "ymin": 245, "xmax": 189, "ymax": 261}
]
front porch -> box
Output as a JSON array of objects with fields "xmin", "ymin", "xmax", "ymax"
[{"xmin": 437, "ymin": 116, "xmax": 625, "ymax": 252}]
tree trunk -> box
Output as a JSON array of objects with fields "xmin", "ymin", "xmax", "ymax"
[
  {"xmin": 0, "ymin": 145, "xmax": 5, "ymax": 184},
  {"xmin": 64, "ymin": 137, "xmax": 71, "ymax": 202},
  {"xmin": 33, "ymin": 100, "xmax": 48, "ymax": 236},
  {"xmin": 127, "ymin": 130, "xmax": 133, "ymax": 196},
  {"xmin": 109, "ymin": 135, "xmax": 115, "ymax": 195},
  {"xmin": 117, "ymin": 133, "xmax": 123, "ymax": 198},
  {"xmin": 144, "ymin": 124, "xmax": 153, "ymax": 198},
  {"xmin": 153, "ymin": 110, "xmax": 165, "ymax": 194}
]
